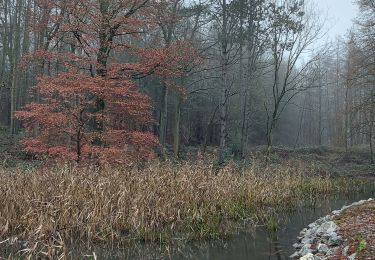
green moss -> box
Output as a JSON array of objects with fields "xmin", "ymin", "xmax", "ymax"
[{"xmin": 355, "ymin": 237, "xmax": 367, "ymax": 256}]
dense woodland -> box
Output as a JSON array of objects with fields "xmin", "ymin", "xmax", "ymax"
[
  {"xmin": 0, "ymin": 1, "xmax": 374, "ymax": 258},
  {"xmin": 0, "ymin": 0, "xmax": 373, "ymax": 164}
]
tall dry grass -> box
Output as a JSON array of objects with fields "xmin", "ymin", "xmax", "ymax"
[{"xmin": 0, "ymin": 159, "xmax": 365, "ymax": 258}]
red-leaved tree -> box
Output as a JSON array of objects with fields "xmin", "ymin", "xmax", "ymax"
[
  {"xmin": 16, "ymin": 0, "xmax": 198, "ymax": 163},
  {"xmin": 16, "ymin": 70, "xmax": 158, "ymax": 163}
]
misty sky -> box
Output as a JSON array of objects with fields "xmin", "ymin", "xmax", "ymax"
[{"xmin": 313, "ymin": 0, "xmax": 358, "ymax": 43}]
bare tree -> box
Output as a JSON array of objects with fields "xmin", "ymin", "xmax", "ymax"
[
  {"xmin": 264, "ymin": 0, "xmax": 322, "ymax": 150},
  {"xmin": 211, "ymin": 0, "xmax": 238, "ymax": 163}
]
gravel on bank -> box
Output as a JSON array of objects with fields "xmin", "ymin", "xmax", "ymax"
[{"xmin": 290, "ymin": 198, "xmax": 374, "ymax": 260}]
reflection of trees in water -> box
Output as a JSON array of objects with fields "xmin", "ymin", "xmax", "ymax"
[{"xmin": 268, "ymin": 230, "xmax": 283, "ymax": 260}]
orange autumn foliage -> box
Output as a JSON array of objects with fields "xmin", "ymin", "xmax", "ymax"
[
  {"xmin": 17, "ymin": 0, "xmax": 199, "ymax": 164},
  {"xmin": 16, "ymin": 70, "xmax": 158, "ymax": 163}
]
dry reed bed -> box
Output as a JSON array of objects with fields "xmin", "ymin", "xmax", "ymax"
[{"xmin": 0, "ymin": 159, "xmax": 363, "ymax": 258}]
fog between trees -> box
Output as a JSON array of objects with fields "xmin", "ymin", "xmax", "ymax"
[{"xmin": 0, "ymin": 0, "xmax": 373, "ymax": 163}]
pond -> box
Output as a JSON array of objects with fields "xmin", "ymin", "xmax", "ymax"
[{"xmin": 77, "ymin": 189, "xmax": 375, "ymax": 260}]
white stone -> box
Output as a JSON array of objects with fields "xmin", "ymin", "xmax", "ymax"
[
  {"xmin": 317, "ymin": 243, "xmax": 329, "ymax": 254},
  {"xmin": 308, "ymin": 223, "xmax": 317, "ymax": 228},
  {"xmin": 301, "ymin": 236, "xmax": 313, "ymax": 244},
  {"xmin": 327, "ymin": 233, "xmax": 342, "ymax": 246},
  {"xmin": 341, "ymin": 205, "xmax": 350, "ymax": 210},
  {"xmin": 342, "ymin": 245, "xmax": 349, "ymax": 257},
  {"xmin": 290, "ymin": 252, "xmax": 300, "ymax": 259},
  {"xmin": 316, "ymin": 216, "xmax": 330, "ymax": 225},
  {"xmin": 299, "ymin": 243, "xmax": 312, "ymax": 256},
  {"xmin": 299, "ymin": 253, "xmax": 322, "ymax": 260},
  {"xmin": 299, "ymin": 253, "xmax": 314, "ymax": 260},
  {"xmin": 316, "ymin": 221, "xmax": 337, "ymax": 236}
]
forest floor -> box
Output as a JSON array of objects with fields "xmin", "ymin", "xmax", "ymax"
[
  {"xmin": 333, "ymin": 200, "xmax": 375, "ymax": 259},
  {"xmin": 252, "ymin": 146, "xmax": 375, "ymax": 179},
  {"xmin": 0, "ymin": 127, "xmax": 374, "ymax": 177}
]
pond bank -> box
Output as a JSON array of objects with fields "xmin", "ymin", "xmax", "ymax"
[
  {"xmin": 291, "ymin": 198, "xmax": 374, "ymax": 260},
  {"xmin": 1, "ymin": 159, "xmax": 368, "ymax": 259}
]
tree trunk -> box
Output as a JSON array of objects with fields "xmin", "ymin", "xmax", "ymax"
[
  {"xmin": 158, "ymin": 21, "xmax": 173, "ymax": 156},
  {"xmin": 159, "ymin": 84, "xmax": 168, "ymax": 150},
  {"xmin": 370, "ymin": 122, "xmax": 374, "ymax": 164},
  {"xmin": 10, "ymin": 64, "xmax": 16, "ymax": 135},
  {"xmin": 344, "ymin": 83, "xmax": 350, "ymax": 153},
  {"xmin": 240, "ymin": 84, "xmax": 248, "ymax": 157},
  {"xmin": 173, "ymin": 92, "xmax": 181, "ymax": 158},
  {"xmin": 10, "ymin": 0, "xmax": 22, "ymax": 135},
  {"xmin": 318, "ymin": 81, "xmax": 323, "ymax": 146},
  {"xmin": 218, "ymin": 0, "xmax": 228, "ymax": 165},
  {"xmin": 238, "ymin": 0, "xmax": 247, "ymax": 158},
  {"xmin": 370, "ymin": 89, "xmax": 374, "ymax": 164},
  {"xmin": 267, "ymin": 121, "xmax": 274, "ymax": 152},
  {"xmin": 294, "ymin": 95, "xmax": 307, "ymax": 148}
]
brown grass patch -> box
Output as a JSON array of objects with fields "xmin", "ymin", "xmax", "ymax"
[{"xmin": 0, "ymin": 159, "xmax": 365, "ymax": 258}]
